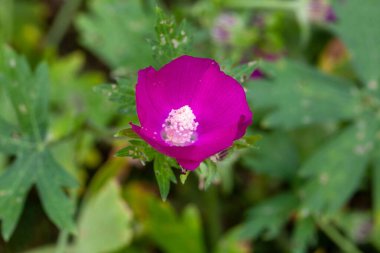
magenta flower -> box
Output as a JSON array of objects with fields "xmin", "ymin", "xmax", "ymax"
[{"xmin": 131, "ymin": 55, "xmax": 252, "ymax": 170}]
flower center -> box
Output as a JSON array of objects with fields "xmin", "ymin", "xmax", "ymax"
[{"xmin": 161, "ymin": 105, "xmax": 199, "ymax": 146}]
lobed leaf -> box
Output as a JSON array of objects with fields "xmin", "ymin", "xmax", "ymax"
[
  {"xmin": 332, "ymin": 0, "xmax": 380, "ymax": 86},
  {"xmin": 94, "ymin": 77, "xmax": 136, "ymax": 116},
  {"xmin": 290, "ymin": 217, "xmax": 317, "ymax": 253},
  {"xmin": 299, "ymin": 115, "xmax": 379, "ymax": 214},
  {"xmin": 151, "ymin": 7, "xmax": 192, "ymax": 67},
  {"xmin": 115, "ymin": 143, "xmax": 154, "ymax": 161},
  {"xmin": 242, "ymin": 132, "xmax": 299, "ymax": 180},
  {"xmin": 239, "ymin": 192, "xmax": 298, "ymax": 240},
  {"xmin": 114, "ymin": 127, "xmax": 141, "ymax": 139},
  {"xmin": 76, "ymin": 0, "xmax": 155, "ymax": 69},
  {"xmin": 0, "ymin": 47, "xmax": 77, "ymax": 240},
  {"xmin": 248, "ymin": 60, "xmax": 362, "ymax": 129},
  {"xmin": 0, "ymin": 150, "xmax": 76, "ymax": 240},
  {"xmin": 35, "ymin": 151, "xmax": 77, "ymax": 235},
  {"xmin": 0, "ymin": 46, "xmax": 49, "ymax": 141},
  {"xmin": 222, "ymin": 60, "xmax": 258, "ymax": 84},
  {"xmin": 0, "ymin": 153, "xmax": 35, "ymax": 240},
  {"xmin": 0, "ymin": 116, "xmax": 32, "ymax": 154},
  {"xmin": 153, "ymin": 154, "xmax": 177, "ymax": 201}
]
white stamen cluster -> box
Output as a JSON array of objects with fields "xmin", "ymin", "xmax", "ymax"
[{"xmin": 161, "ymin": 105, "xmax": 198, "ymax": 146}]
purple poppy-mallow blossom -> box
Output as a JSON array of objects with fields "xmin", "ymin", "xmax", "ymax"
[{"xmin": 130, "ymin": 55, "xmax": 253, "ymax": 170}]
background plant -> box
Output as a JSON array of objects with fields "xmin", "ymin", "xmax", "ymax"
[{"xmin": 0, "ymin": 0, "xmax": 379, "ymax": 253}]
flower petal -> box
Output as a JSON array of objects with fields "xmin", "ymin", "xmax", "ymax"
[
  {"xmin": 133, "ymin": 55, "xmax": 253, "ymax": 170},
  {"xmin": 176, "ymin": 159, "xmax": 201, "ymax": 171},
  {"xmin": 189, "ymin": 62, "xmax": 252, "ymax": 138},
  {"xmin": 152, "ymin": 55, "xmax": 218, "ymax": 108},
  {"xmin": 135, "ymin": 67, "xmax": 169, "ymax": 132},
  {"xmin": 131, "ymin": 122, "xmax": 241, "ymax": 170},
  {"xmin": 136, "ymin": 56, "xmax": 221, "ymax": 132}
]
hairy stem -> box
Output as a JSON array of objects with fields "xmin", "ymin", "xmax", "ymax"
[{"xmin": 318, "ymin": 219, "xmax": 363, "ymax": 253}]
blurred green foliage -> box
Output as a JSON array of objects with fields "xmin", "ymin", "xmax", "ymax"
[
  {"xmin": 0, "ymin": 0, "xmax": 380, "ymax": 252},
  {"xmin": 76, "ymin": 0, "xmax": 155, "ymax": 70}
]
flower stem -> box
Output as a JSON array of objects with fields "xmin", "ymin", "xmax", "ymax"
[
  {"xmin": 55, "ymin": 230, "xmax": 69, "ymax": 253},
  {"xmin": 222, "ymin": 0, "xmax": 298, "ymax": 10},
  {"xmin": 318, "ymin": 219, "xmax": 363, "ymax": 253},
  {"xmin": 46, "ymin": 0, "xmax": 83, "ymax": 46},
  {"xmin": 204, "ymin": 187, "xmax": 222, "ymax": 249}
]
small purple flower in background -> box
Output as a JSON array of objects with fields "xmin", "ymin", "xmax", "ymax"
[
  {"xmin": 250, "ymin": 48, "xmax": 285, "ymax": 80},
  {"xmin": 308, "ymin": 0, "xmax": 336, "ymax": 23},
  {"xmin": 131, "ymin": 55, "xmax": 252, "ymax": 170},
  {"xmin": 211, "ymin": 13, "xmax": 237, "ymax": 44}
]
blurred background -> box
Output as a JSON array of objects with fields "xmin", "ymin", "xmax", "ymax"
[{"xmin": 0, "ymin": 0, "xmax": 380, "ymax": 252}]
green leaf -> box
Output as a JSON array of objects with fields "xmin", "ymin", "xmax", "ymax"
[
  {"xmin": 94, "ymin": 77, "xmax": 136, "ymax": 116},
  {"xmin": 49, "ymin": 52, "xmax": 111, "ymax": 129},
  {"xmin": 153, "ymin": 154, "xmax": 177, "ymax": 201},
  {"xmin": 222, "ymin": 60, "xmax": 258, "ymax": 84},
  {"xmin": 75, "ymin": 0, "xmax": 155, "ymax": 69},
  {"xmin": 180, "ymin": 170, "xmax": 190, "ymax": 184},
  {"xmin": 239, "ymin": 192, "xmax": 298, "ymax": 240},
  {"xmin": 0, "ymin": 47, "xmax": 77, "ymax": 240},
  {"xmin": 114, "ymin": 127, "xmax": 141, "ymax": 139},
  {"xmin": 242, "ymin": 132, "xmax": 299, "ymax": 179},
  {"xmin": 115, "ymin": 144, "xmax": 150, "ymax": 160},
  {"xmin": 35, "ymin": 151, "xmax": 77, "ymax": 234},
  {"xmin": 0, "ymin": 153, "xmax": 35, "ymax": 240},
  {"xmin": 151, "ymin": 7, "xmax": 192, "ymax": 66},
  {"xmin": 76, "ymin": 181, "xmax": 133, "ymax": 253},
  {"xmin": 85, "ymin": 158, "xmax": 130, "ymax": 200},
  {"xmin": 32, "ymin": 62, "xmax": 49, "ymax": 137},
  {"xmin": 248, "ymin": 60, "xmax": 362, "ymax": 129},
  {"xmin": 197, "ymin": 160, "xmax": 218, "ymax": 190},
  {"xmin": 125, "ymin": 185, "xmax": 206, "ymax": 253},
  {"xmin": 291, "ymin": 217, "xmax": 317, "ymax": 253},
  {"xmin": 0, "ymin": 150, "xmax": 76, "ymax": 240},
  {"xmin": 232, "ymin": 134, "xmax": 261, "ymax": 150},
  {"xmin": 115, "ymin": 134, "xmax": 156, "ymax": 164},
  {"xmin": 0, "ymin": 116, "xmax": 32, "ymax": 154},
  {"xmin": 0, "ymin": 46, "xmax": 49, "ymax": 141},
  {"xmin": 299, "ymin": 115, "xmax": 379, "ymax": 214},
  {"xmin": 332, "ymin": 0, "xmax": 380, "ymax": 86},
  {"xmin": 214, "ymin": 227, "xmax": 250, "ymax": 253}
]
